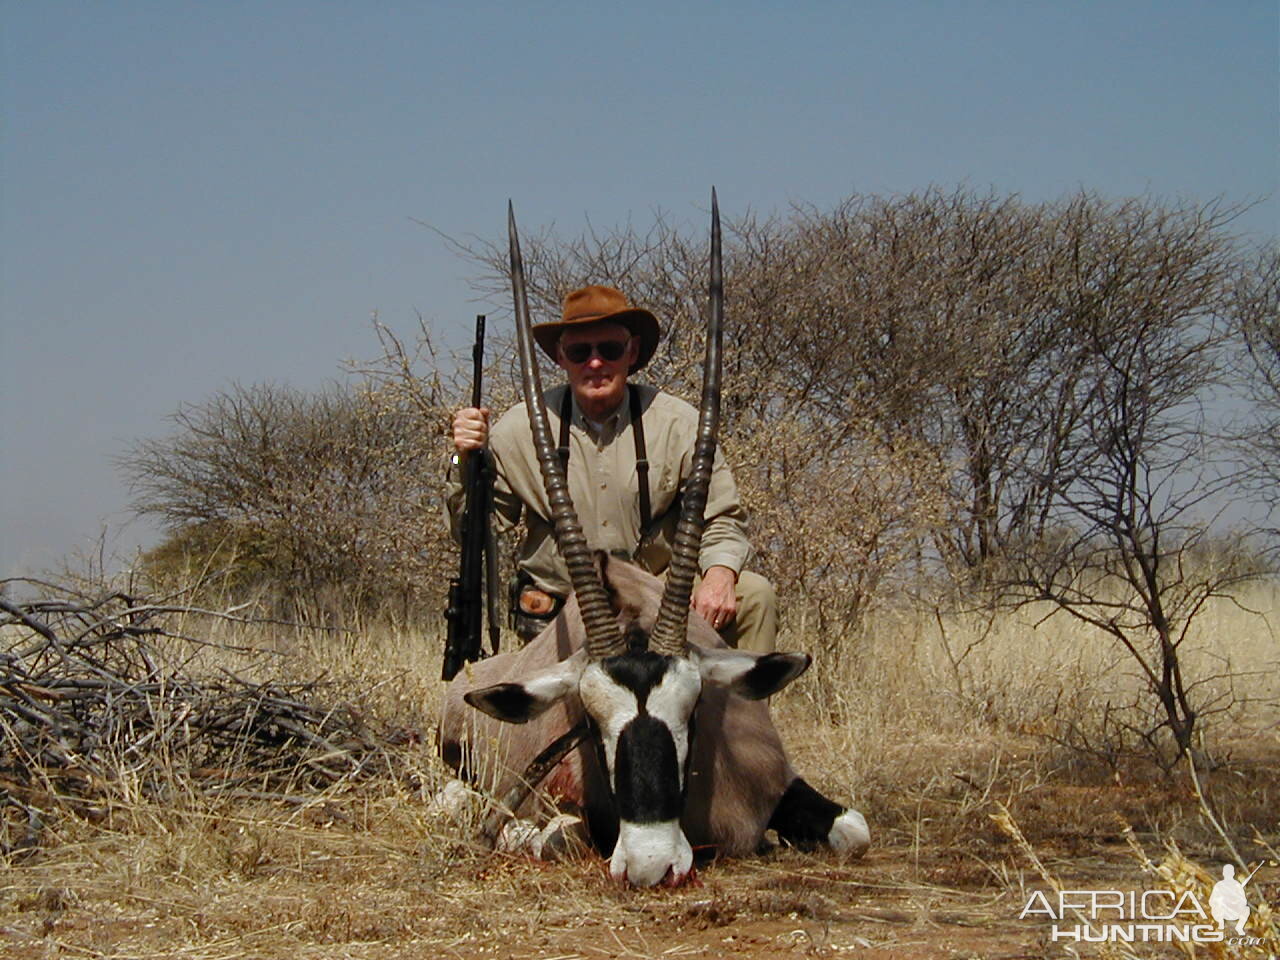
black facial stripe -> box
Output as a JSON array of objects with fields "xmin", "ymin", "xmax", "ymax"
[
  {"xmin": 614, "ymin": 714, "xmax": 682, "ymax": 823},
  {"xmin": 624, "ymin": 623, "xmax": 648, "ymax": 653},
  {"xmin": 600, "ymin": 650, "xmax": 672, "ymax": 709}
]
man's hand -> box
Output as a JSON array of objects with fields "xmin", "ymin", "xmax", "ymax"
[
  {"xmin": 692, "ymin": 565, "xmax": 738, "ymax": 632},
  {"xmin": 453, "ymin": 407, "xmax": 490, "ymax": 452}
]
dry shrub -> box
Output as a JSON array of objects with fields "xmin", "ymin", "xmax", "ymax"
[
  {"xmin": 734, "ymin": 418, "xmax": 949, "ymax": 646},
  {"xmin": 0, "ymin": 577, "xmax": 452, "ymax": 861},
  {"xmin": 122, "ymin": 378, "xmax": 455, "ymax": 624}
]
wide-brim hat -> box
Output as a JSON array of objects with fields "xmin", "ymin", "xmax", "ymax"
[{"xmin": 532, "ymin": 285, "xmax": 661, "ymax": 373}]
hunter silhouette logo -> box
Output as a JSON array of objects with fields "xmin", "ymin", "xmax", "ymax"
[
  {"xmin": 1019, "ymin": 859, "xmax": 1272, "ymax": 947},
  {"xmin": 1209, "ymin": 862, "xmax": 1262, "ymax": 935}
]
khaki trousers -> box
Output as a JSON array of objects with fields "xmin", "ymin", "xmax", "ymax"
[{"xmin": 703, "ymin": 569, "xmax": 777, "ymax": 654}]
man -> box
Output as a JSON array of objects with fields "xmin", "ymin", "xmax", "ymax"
[{"xmin": 449, "ymin": 284, "xmax": 777, "ymax": 651}]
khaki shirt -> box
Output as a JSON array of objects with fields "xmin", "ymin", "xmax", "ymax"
[{"xmin": 448, "ymin": 383, "xmax": 751, "ymax": 597}]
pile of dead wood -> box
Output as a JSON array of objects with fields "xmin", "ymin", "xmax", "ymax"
[{"xmin": 1, "ymin": 580, "xmax": 398, "ymax": 852}]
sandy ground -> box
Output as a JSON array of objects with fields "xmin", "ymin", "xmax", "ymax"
[{"xmin": 3, "ymin": 822, "xmax": 1275, "ymax": 960}]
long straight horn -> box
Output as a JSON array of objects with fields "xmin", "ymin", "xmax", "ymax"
[
  {"xmin": 508, "ymin": 202, "xmax": 624, "ymax": 659},
  {"xmin": 650, "ymin": 188, "xmax": 724, "ymax": 656}
]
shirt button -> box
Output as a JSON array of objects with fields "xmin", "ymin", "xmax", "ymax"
[
  {"xmin": 602, "ymin": 520, "xmax": 609, "ymax": 527},
  {"xmin": 600, "ymin": 482, "xmax": 608, "ymax": 489}
]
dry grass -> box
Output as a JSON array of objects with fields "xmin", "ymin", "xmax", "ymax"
[
  {"xmin": 785, "ymin": 579, "xmax": 1280, "ymax": 772},
  {"xmin": 2, "ymin": 582, "xmax": 1278, "ymax": 958}
]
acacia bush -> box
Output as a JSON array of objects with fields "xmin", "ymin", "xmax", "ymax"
[{"xmin": 123, "ymin": 380, "xmax": 453, "ymax": 622}]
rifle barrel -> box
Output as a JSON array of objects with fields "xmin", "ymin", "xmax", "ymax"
[
  {"xmin": 471, "ymin": 315, "xmax": 485, "ymax": 407},
  {"xmin": 442, "ymin": 314, "xmax": 491, "ymax": 681}
]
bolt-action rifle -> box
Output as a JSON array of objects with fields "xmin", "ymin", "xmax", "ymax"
[{"xmin": 443, "ymin": 315, "xmax": 499, "ymax": 680}]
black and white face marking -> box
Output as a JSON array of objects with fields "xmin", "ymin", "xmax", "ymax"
[
  {"xmin": 464, "ymin": 642, "xmax": 813, "ymax": 888},
  {"xmin": 579, "ymin": 651, "xmax": 702, "ymax": 887}
]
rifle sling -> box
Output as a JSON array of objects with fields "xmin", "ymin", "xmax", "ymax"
[{"xmin": 557, "ymin": 384, "xmax": 652, "ymax": 540}]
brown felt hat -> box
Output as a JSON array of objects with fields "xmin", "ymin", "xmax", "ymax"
[{"xmin": 533, "ymin": 285, "xmax": 661, "ymax": 373}]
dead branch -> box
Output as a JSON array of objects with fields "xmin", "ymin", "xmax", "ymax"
[{"xmin": 1, "ymin": 586, "xmax": 403, "ymax": 852}]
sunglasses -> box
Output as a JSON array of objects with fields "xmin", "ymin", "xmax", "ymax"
[{"xmin": 561, "ymin": 338, "xmax": 631, "ymax": 365}]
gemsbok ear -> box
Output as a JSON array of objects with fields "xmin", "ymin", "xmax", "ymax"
[
  {"xmin": 463, "ymin": 650, "xmax": 589, "ymax": 724},
  {"xmin": 687, "ymin": 645, "xmax": 812, "ymax": 700}
]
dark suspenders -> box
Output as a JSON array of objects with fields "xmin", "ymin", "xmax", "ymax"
[
  {"xmin": 558, "ymin": 385, "xmax": 652, "ymax": 534},
  {"xmin": 630, "ymin": 385, "xmax": 652, "ymax": 532}
]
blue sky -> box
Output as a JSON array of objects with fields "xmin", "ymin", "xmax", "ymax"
[{"xmin": 2, "ymin": 1, "xmax": 1277, "ymax": 577}]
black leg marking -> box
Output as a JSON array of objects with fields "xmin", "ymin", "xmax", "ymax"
[{"xmin": 768, "ymin": 777, "xmax": 843, "ymax": 849}]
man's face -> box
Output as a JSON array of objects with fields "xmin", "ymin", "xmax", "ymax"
[{"xmin": 556, "ymin": 321, "xmax": 639, "ymax": 418}]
